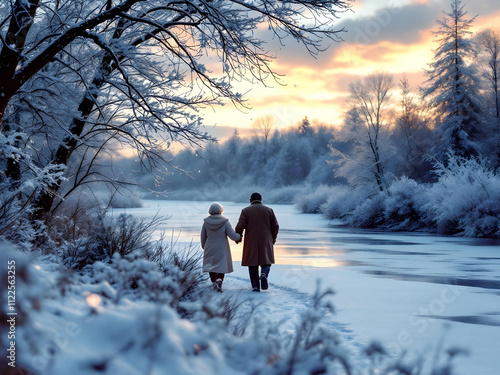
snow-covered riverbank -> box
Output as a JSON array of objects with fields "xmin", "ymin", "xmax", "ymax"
[
  {"xmin": 124, "ymin": 199, "xmax": 500, "ymax": 374},
  {"xmin": 2, "ymin": 199, "xmax": 499, "ymax": 374}
]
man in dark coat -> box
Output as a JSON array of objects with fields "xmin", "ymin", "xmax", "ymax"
[{"xmin": 235, "ymin": 192, "xmax": 279, "ymax": 292}]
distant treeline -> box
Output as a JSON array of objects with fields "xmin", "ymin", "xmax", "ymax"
[
  {"xmin": 127, "ymin": 112, "xmax": 499, "ymax": 238},
  {"xmin": 132, "ymin": 120, "xmax": 347, "ymax": 199}
]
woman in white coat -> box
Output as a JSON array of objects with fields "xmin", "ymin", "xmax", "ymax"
[{"xmin": 201, "ymin": 202, "xmax": 241, "ymax": 292}]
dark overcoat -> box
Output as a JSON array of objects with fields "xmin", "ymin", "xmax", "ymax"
[{"xmin": 235, "ymin": 201, "xmax": 279, "ymax": 266}]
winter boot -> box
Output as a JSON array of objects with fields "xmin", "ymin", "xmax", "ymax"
[
  {"xmin": 216, "ymin": 278, "xmax": 223, "ymax": 293},
  {"xmin": 260, "ymin": 273, "xmax": 268, "ymax": 290}
]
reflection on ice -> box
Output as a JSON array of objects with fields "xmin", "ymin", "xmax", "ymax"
[{"xmin": 275, "ymin": 254, "xmax": 346, "ymax": 268}]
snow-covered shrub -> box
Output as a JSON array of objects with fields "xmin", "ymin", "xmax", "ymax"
[
  {"xmin": 294, "ymin": 184, "xmax": 335, "ymax": 213},
  {"xmin": 94, "ymin": 213, "xmax": 163, "ymax": 257},
  {"xmin": 59, "ymin": 213, "xmax": 168, "ymax": 269},
  {"xmin": 265, "ymin": 184, "xmax": 306, "ymax": 204},
  {"xmin": 144, "ymin": 242, "xmax": 207, "ymax": 308},
  {"xmin": 319, "ymin": 154, "xmax": 500, "ymax": 238},
  {"xmin": 0, "ymin": 192, "xmax": 34, "ymax": 249},
  {"xmin": 108, "ymin": 192, "xmax": 144, "ymax": 208},
  {"xmin": 0, "ymin": 241, "xmax": 239, "ymax": 375},
  {"xmin": 382, "ymin": 177, "xmax": 428, "ymax": 231},
  {"xmin": 320, "ymin": 185, "xmax": 364, "ymax": 220},
  {"xmin": 0, "ymin": 241, "xmax": 58, "ymax": 374},
  {"xmin": 319, "ymin": 179, "xmax": 428, "ymax": 231},
  {"xmin": 224, "ymin": 285, "xmax": 352, "ymax": 375},
  {"xmin": 181, "ymin": 292, "xmax": 251, "ymax": 330},
  {"xmin": 344, "ymin": 194, "xmax": 385, "ymax": 228},
  {"xmin": 361, "ymin": 340, "xmax": 467, "ymax": 375},
  {"xmin": 318, "ymin": 178, "xmax": 428, "ymax": 230},
  {"xmin": 77, "ymin": 242, "xmax": 206, "ymax": 314},
  {"xmin": 424, "ymin": 155, "xmax": 500, "ymax": 237},
  {"xmin": 45, "ymin": 193, "xmax": 100, "ymax": 246},
  {"xmin": 0, "ymin": 132, "xmax": 37, "ymax": 248},
  {"xmin": 88, "ymin": 252, "xmax": 180, "ymax": 305}
]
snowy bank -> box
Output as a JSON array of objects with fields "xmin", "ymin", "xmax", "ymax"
[
  {"xmin": 0, "ymin": 241, "xmax": 351, "ymax": 375},
  {"xmin": 1, "ymin": 239, "xmax": 468, "ymax": 375},
  {"xmin": 297, "ymin": 157, "xmax": 500, "ymax": 238}
]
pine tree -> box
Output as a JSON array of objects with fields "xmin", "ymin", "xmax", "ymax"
[
  {"xmin": 423, "ymin": 0, "xmax": 483, "ymax": 159},
  {"xmin": 298, "ymin": 116, "xmax": 313, "ymax": 136}
]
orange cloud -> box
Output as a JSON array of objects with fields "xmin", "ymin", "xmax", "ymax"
[
  {"xmin": 196, "ymin": 2, "xmax": 500, "ymax": 139},
  {"xmin": 472, "ymin": 9, "xmax": 500, "ymax": 32}
]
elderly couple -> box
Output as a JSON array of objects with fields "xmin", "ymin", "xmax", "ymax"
[{"xmin": 200, "ymin": 192, "xmax": 279, "ymax": 293}]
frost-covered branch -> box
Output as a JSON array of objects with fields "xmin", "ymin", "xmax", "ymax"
[{"xmin": 1, "ymin": 0, "xmax": 352, "ymax": 223}]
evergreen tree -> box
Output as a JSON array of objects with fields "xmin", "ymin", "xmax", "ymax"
[
  {"xmin": 298, "ymin": 116, "xmax": 313, "ymax": 136},
  {"xmin": 423, "ymin": 0, "xmax": 483, "ymax": 160}
]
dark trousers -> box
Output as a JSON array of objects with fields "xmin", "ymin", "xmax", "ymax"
[
  {"xmin": 248, "ymin": 265, "xmax": 271, "ymax": 289},
  {"xmin": 209, "ymin": 272, "xmax": 225, "ymax": 283}
]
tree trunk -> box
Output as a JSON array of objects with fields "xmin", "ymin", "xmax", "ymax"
[
  {"xmin": 30, "ymin": 12, "xmax": 189, "ymax": 220},
  {"xmin": 31, "ymin": 39, "xmax": 122, "ymax": 222},
  {"xmin": 0, "ymin": 0, "xmax": 40, "ymax": 131},
  {"xmin": 494, "ymin": 66, "xmax": 499, "ymax": 119}
]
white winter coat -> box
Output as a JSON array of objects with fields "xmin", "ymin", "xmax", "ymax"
[{"xmin": 201, "ymin": 215, "xmax": 241, "ymax": 273}]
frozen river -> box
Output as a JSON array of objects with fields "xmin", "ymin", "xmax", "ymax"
[{"xmin": 121, "ymin": 199, "xmax": 500, "ymax": 374}]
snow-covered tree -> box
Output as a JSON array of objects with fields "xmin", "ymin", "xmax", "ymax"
[
  {"xmin": 398, "ymin": 75, "xmax": 420, "ymax": 159},
  {"xmin": 423, "ymin": 0, "xmax": 483, "ymax": 160},
  {"xmin": 475, "ymin": 28, "xmax": 500, "ymax": 167},
  {"xmin": 333, "ymin": 72, "xmax": 395, "ymax": 192},
  {"xmin": 252, "ymin": 115, "xmax": 275, "ymax": 163},
  {"xmin": 393, "ymin": 74, "xmax": 433, "ymax": 182},
  {"xmin": 252, "ymin": 115, "xmax": 275, "ymax": 142},
  {"xmin": 475, "ymin": 28, "xmax": 500, "ymax": 121},
  {"xmin": 0, "ymin": 0, "xmax": 352, "ymax": 224},
  {"xmin": 275, "ymin": 136, "xmax": 314, "ymax": 186},
  {"xmin": 298, "ymin": 116, "xmax": 313, "ymax": 136}
]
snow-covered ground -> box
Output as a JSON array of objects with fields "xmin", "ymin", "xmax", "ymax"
[
  {"xmin": 1, "ymin": 240, "xmax": 347, "ymax": 375},
  {"xmin": 3, "ymin": 199, "xmax": 498, "ymax": 374},
  {"xmin": 122, "ymin": 199, "xmax": 500, "ymax": 375}
]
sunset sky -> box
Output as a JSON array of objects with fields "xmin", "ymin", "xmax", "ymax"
[{"xmin": 199, "ymin": 0, "xmax": 500, "ymax": 140}]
